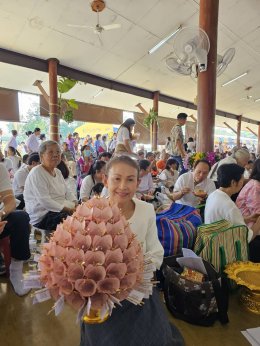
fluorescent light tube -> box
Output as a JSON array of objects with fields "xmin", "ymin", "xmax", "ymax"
[
  {"xmin": 148, "ymin": 25, "xmax": 182, "ymax": 55},
  {"xmin": 93, "ymin": 89, "xmax": 103, "ymax": 98},
  {"xmin": 221, "ymin": 72, "xmax": 248, "ymax": 87},
  {"xmin": 254, "ymin": 98, "xmax": 260, "ymax": 102}
]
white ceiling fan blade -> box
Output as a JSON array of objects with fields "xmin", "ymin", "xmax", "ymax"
[
  {"xmin": 102, "ymin": 23, "xmax": 121, "ymax": 31},
  {"xmin": 97, "ymin": 32, "xmax": 103, "ymax": 46},
  {"xmin": 67, "ymin": 24, "xmax": 94, "ymax": 30}
]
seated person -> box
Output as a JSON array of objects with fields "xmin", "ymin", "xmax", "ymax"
[
  {"xmin": 77, "ymin": 145, "xmax": 94, "ymax": 187},
  {"xmin": 171, "ymin": 159, "xmax": 215, "ymax": 207},
  {"xmin": 158, "ymin": 158, "xmax": 179, "ymax": 190},
  {"xmin": 62, "ymin": 141, "xmax": 74, "ymax": 162},
  {"xmin": 80, "ymin": 160, "xmax": 106, "ymax": 201},
  {"xmin": 137, "ymin": 159, "xmax": 154, "ymax": 200},
  {"xmin": 236, "ymin": 159, "xmax": 260, "ymax": 229},
  {"xmin": 137, "ymin": 150, "xmax": 145, "ymax": 160},
  {"xmin": 146, "ymin": 152, "xmax": 158, "ymax": 176},
  {"xmin": 0, "ymin": 163, "xmax": 31, "ymax": 296},
  {"xmin": 57, "ymin": 159, "xmax": 77, "ymax": 201},
  {"xmin": 13, "ymin": 152, "xmax": 40, "ymax": 209},
  {"xmin": 24, "ymin": 141, "xmax": 77, "ymax": 233},
  {"xmin": 205, "ymin": 163, "xmax": 260, "ymax": 262},
  {"xmin": 7, "ymin": 146, "xmax": 21, "ymax": 173}
]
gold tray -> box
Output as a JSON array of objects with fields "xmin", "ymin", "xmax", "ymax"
[{"xmin": 224, "ymin": 261, "xmax": 260, "ymax": 291}]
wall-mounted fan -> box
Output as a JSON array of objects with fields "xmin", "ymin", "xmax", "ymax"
[
  {"xmin": 67, "ymin": 0, "xmax": 121, "ymax": 44},
  {"xmin": 166, "ymin": 27, "xmax": 235, "ymax": 80},
  {"xmin": 217, "ymin": 48, "xmax": 236, "ymax": 76}
]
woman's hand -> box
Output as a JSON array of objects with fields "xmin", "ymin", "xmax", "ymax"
[{"xmin": 0, "ymin": 220, "xmax": 7, "ymax": 234}]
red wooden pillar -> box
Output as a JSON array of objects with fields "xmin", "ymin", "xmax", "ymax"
[
  {"xmin": 152, "ymin": 91, "xmax": 159, "ymax": 151},
  {"xmin": 237, "ymin": 115, "xmax": 242, "ymax": 148},
  {"xmin": 197, "ymin": 0, "xmax": 219, "ymax": 152},
  {"xmin": 48, "ymin": 58, "xmax": 59, "ymax": 142}
]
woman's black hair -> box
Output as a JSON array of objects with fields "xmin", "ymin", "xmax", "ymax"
[
  {"xmin": 117, "ymin": 118, "xmax": 135, "ymax": 140},
  {"xmin": 34, "ymin": 127, "xmax": 41, "ymax": 133},
  {"xmin": 188, "ymin": 137, "xmax": 194, "ymax": 142},
  {"xmin": 26, "ymin": 131, "xmax": 32, "ymax": 137},
  {"xmin": 88, "ymin": 160, "xmax": 106, "ymax": 183},
  {"xmin": 40, "ymin": 134, "xmax": 46, "ymax": 140},
  {"xmin": 96, "ymin": 134, "xmax": 101, "ymax": 140},
  {"xmin": 106, "ymin": 155, "xmax": 139, "ymax": 178},
  {"xmin": 250, "ymin": 159, "xmax": 260, "ymax": 182},
  {"xmin": 28, "ymin": 153, "xmax": 40, "ymax": 165},
  {"xmin": 217, "ymin": 163, "xmax": 245, "ymax": 188},
  {"xmin": 8, "ymin": 146, "xmax": 16, "ymax": 155},
  {"xmin": 139, "ymin": 159, "xmax": 151, "ymax": 171},
  {"xmin": 167, "ymin": 137, "xmax": 171, "ymax": 141},
  {"xmin": 165, "ymin": 158, "xmax": 179, "ymax": 170},
  {"xmin": 81, "ymin": 144, "xmax": 90, "ymax": 153},
  {"xmin": 193, "ymin": 159, "xmax": 211, "ymax": 170},
  {"xmin": 57, "ymin": 160, "xmax": 70, "ymax": 180},
  {"xmin": 92, "ymin": 183, "xmax": 104, "ymax": 196},
  {"xmin": 22, "ymin": 154, "xmax": 29, "ymax": 164},
  {"xmin": 98, "ymin": 152, "xmax": 112, "ymax": 160}
]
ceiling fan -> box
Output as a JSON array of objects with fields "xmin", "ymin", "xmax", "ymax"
[{"xmin": 67, "ymin": 0, "xmax": 121, "ymax": 44}]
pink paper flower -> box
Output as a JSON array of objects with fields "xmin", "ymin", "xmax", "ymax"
[{"xmin": 38, "ymin": 197, "xmax": 147, "ymax": 316}]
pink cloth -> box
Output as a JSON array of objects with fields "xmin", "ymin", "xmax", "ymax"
[{"xmin": 236, "ymin": 179, "xmax": 260, "ymax": 227}]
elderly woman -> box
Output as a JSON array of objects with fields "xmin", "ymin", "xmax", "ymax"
[
  {"xmin": 0, "ymin": 163, "xmax": 31, "ymax": 296},
  {"xmin": 171, "ymin": 159, "xmax": 216, "ymax": 207},
  {"xmin": 24, "ymin": 141, "xmax": 77, "ymax": 232}
]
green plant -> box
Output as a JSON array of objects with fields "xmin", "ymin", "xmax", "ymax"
[
  {"xmin": 143, "ymin": 108, "xmax": 159, "ymax": 128},
  {"xmin": 58, "ymin": 77, "xmax": 78, "ymax": 123}
]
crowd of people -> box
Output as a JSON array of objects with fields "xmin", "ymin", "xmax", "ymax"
[{"xmin": 0, "ymin": 114, "xmax": 259, "ymax": 345}]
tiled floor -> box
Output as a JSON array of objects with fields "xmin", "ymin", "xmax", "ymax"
[{"xmin": 0, "ymin": 275, "xmax": 259, "ymax": 346}]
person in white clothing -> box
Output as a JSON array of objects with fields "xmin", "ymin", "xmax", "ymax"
[
  {"xmin": 0, "ymin": 149, "xmax": 13, "ymax": 174},
  {"xmin": 208, "ymin": 148, "xmax": 250, "ymax": 185},
  {"xmin": 26, "ymin": 127, "xmax": 41, "ymax": 153},
  {"xmin": 57, "ymin": 159, "xmax": 77, "ymax": 201},
  {"xmin": 80, "ymin": 160, "xmax": 106, "ymax": 201},
  {"xmin": 172, "ymin": 159, "xmax": 216, "ymax": 207},
  {"xmin": 205, "ymin": 163, "xmax": 260, "ymax": 262},
  {"xmin": 24, "ymin": 141, "xmax": 77, "ymax": 232},
  {"xmin": 7, "ymin": 146, "xmax": 21, "ymax": 173},
  {"xmin": 158, "ymin": 158, "xmax": 179, "ymax": 190},
  {"xmin": 80, "ymin": 155, "xmax": 183, "ymax": 346},
  {"xmin": 0, "ymin": 163, "xmax": 31, "ymax": 296},
  {"xmin": 4, "ymin": 129, "xmax": 18, "ymax": 154},
  {"xmin": 137, "ymin": 159, "xmax": 154, "ymax": 198},
  {"xmin": 13, "ymin": 153, "xmax": 40, "ymax": 209},
  {"xmin": 114, "ymin": 118, "xmax": 136, "ymax": 155}
]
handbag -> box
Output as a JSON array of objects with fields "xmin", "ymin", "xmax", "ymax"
[
  {"xmin": 194, "ymin": 220, "xmax": 249, "ymax": 274},
  {"xmin": 162, "ymin": 255, "xmax": 229, "ymax": 326},
  {"xmin": 156, "ymin": 203, "xmax": 202, "ymax": 256}
]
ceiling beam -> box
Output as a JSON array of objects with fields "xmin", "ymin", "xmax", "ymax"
[
  {"xmin": 246, "ymin": 126, "xmax": 257, "ymax": 137},
  {"xmin": 0, "ymin": 47, "xmax": 259, "ymax": 126},
  {"xmin": 223, "ymin": 121, "xmax": 237, "ymax": 134}
]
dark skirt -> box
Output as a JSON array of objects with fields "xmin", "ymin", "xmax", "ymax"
[{"xmin": 80, "ymin": 288, "xmax": 184, "ymax": 346}]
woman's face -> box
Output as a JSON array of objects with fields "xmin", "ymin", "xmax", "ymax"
[
  {"xmin": 104, "ymin": 163, "xmax": 139, "ymax": 205},
  {"xmin": 139, "ymin": 164, "xmax": 151, "ymax": 177},
  {"xmin": 41, "ymin": 144, "xmax": 61, "ymax": 170},
  {"xmin": 7, "ymin": 148, "xmax": 14, "ymax": 156}
]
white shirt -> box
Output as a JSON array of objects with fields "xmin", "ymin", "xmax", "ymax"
[
  {"xmin": 2, "ymin": 158, "xmax": 13, "ymax": 172},
  {"xmin": 80, "ymin": 175, "xmax": 95, "ymax": 200},
  {"xmin": 24, "ymin": 165, "xmax": 75, "ymax": 225},
  {"xmin": 65, "ymin": 176, "xmax": 77, "ymax": 201},
  {"xmin": 208, "ymin": 156, "xmax": 236, "ymax": 182},
  {"xmin": 137, "ymin": 173, "xmax": 153, "ymax": 193},
  {"xmin": 159, "ymin": 169, "xmax": 178, "ymax": 186},
  {"xmin": 5, "ymin": 136, "xmax": 18, "ymax": 151},
  {"xmin": 116, "ymin": 127, "xmax": 133, "ymax": 151},
  {"xmin": 174, "ymin": 171, "xmax": 216, "ymax": 207},
  {"xmin": 8, "ymin": 156, "xmax": 21, "ymax": 173},
  {"xmin": 13, "ymin": 164, "xmax": 30, "ymax": 195},
  {"xmin": 129, "ymin": 198, "xmax": 164, "ymax": 269},
  {"xmin": 0, "ymin": 163, "xmax": 12, "ymax": 191},
  {"xmin": 26, "ymin": 133, "xmax": 40, "ymax": 153},
  {"xmin": 205, "ymin": 189, "xmax": 253, "ymax": 241}
]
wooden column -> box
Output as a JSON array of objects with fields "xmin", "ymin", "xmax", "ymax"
[
  {"xmin": 48, "ymin": 58, "xmax": 59, "ymax": 142},
  {"xmin": 236, "ymin": 115, "xmax": 242, "ymax": 148},
  {"xmin": 258, "ymin": 124, "xmax": 260, "ymax": 155},
  {"xmin": 197, "ymin": 0, "xmax": 219, "ymax": 152},
  {"xmin": 152, "ymin": 91, "xmax": 159, "ymax": 151}
]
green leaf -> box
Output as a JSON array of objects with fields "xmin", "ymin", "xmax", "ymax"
[
  {"xmin": 67, "ymin": 99, "xmax": 78, "ymax": 110},
  {"xmin": 57, "ymin": 78, "xmax": 77, "ymax": 94}
]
